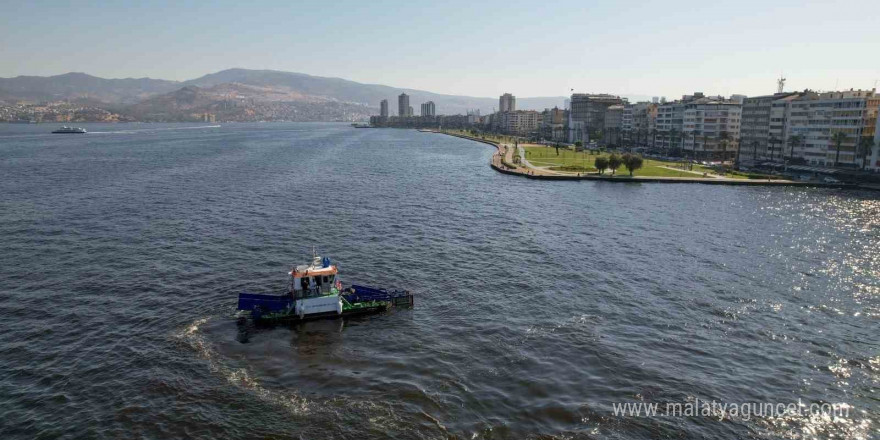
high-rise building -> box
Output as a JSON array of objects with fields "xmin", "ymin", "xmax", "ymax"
[
  {"xmin": 499, "ymin": 93, "xmax": 516, "ymax": 113},
  {"xmin": 398, "ymin": 93, "xmax": 410, "ymax": 117},
  {"xmin": 420, "ymin": 101, "xmax": 436, "ymax": 117},
  {"xmin": 380, "ymin": 99, "xmax": 389, "ymax": 118}
]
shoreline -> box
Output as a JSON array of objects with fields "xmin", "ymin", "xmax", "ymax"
[{"xmin": 425, "ymin": 129, "xmax": 870, "ymax": 190}]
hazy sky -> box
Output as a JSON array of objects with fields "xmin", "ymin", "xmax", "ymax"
[{"xmin": 2, "ymin": 0, "xmax": 878, "ymax": 99}]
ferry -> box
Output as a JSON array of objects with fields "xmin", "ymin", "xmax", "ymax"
[
  {"xmin": 236, "ymin": 251, "xmax": 413, "ymax": 330},
  {"xmin": 52, "ymin": 126, "xmax": 87, "ymax": 134}
]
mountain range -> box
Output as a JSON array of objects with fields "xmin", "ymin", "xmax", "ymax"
[{"xmin": 0, "ymin": 69, "xmax": 568, "ymax": 121}]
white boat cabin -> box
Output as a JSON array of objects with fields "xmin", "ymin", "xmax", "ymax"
[{"xmin": 288, "ymin": 254, "xmax": 343, "ymax": 317}]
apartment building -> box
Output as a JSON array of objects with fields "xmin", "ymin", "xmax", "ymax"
[
  {"xmin": 622, "ymin": 102, "xmax": 658, "ymax": 146},
  {"xmin": 570, "ymin": 93, "xmax": 624, "ymax": 139},
  {"xmin": 380, "ymin": 99, "xmax": 389, "ymax": 118},
  {"xmin": 604, "ymin": 105, "xmax": 624, "ymax": 145},
  {"xmin": 786, "ymin": 89, "xmax": 880, "ymax": 167},
  {"xmin": 497, "ymin": 110, "xmax": 539, "ymax": 134},
  {"xmin": 739, "ymin": 92, "xmax": 803, "ymax": 164},
  {"xmin": 656, "ymin": 98, "xmax": 687, "ymax": 150},
  {"xmin": 682, "ymin": 96, "xmax": 742, "ymax": 160},
  {"xmin": 541, "ymin": 107, "xmax": 566, "ymax": 142},
  {"xmin": 420, "ymin": 101, "xmax": 436, "ymax": 117},
  {"xmin": 872, "ymin": 111, "xmax": 880, "ymax": 170}
]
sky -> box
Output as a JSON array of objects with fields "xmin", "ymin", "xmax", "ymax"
[{"xmin": 1, "ymin": 0, "xmax": 879, "ymax": 99}]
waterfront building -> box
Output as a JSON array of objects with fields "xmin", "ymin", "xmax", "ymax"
[
  {"xmin": 499, "ymin": 93, "xmax": 516, "ymax": 113},
  {"xmin": 656, "ymin": 92, "xmax": 740, "ymax": 157},
  {"xmin": 872, "ymin": 111, "xmax": 880, "ymax": 170},
  {"xmin": 739, "ymin": 92, "xmax": 803, "ymax": 165},
  {"xmin": 682, "ymin": 95, "xmax": 742, "ymax": 160},
  {"xmin": 380, "ymin": 99, "xmax": 389, "ymax": 118},
  {"xmin": 569, "ymin": 93, "xmax": 624, "ymax": 141},
  {"xmin": 622, "ymin": 102, "xmax": 658, "ymax": 147},
  {"xmin": 785, "ymin": 89, "xmax": 880, "ymax": 168},
  {"xmin": 467, "ymin": 109, "xmax": 481, "ymax": 124},
  {"xmin": 497, "ymin": 110, "xmax": 538, "ymax": 134},
  {"xmin": 398, "ymin": 93, "xmax": 410, "ymax": 117},
  {"xmin": 541, "ymin": 107, "xmax": 566, "ymax": 142},
  {"xmin": 604, "ymin": 105, "xmax": 624, "ymax": 145},
  {"xmin": 420, "ymin": 101, "xmax": 436, "ymax": 117}
]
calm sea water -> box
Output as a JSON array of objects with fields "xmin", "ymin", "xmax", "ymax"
[{"xmin": 0, "ymin": 122, "xmax": 877, "ymax": 439}]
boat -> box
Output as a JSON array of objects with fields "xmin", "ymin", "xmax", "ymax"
[
  {"xmin": 235, "ymin": 251, "xmax": 413, "ymax": 330},
  {"xmin": 351, "ymin": 123, "xmax": 372, "ymax": 128},
  {"xmin": 52, "ymin": 126, "xmax": 87, "ymax": 134}
]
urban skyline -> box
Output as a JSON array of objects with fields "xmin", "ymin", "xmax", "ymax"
[{"xmin": 371, "ymin": 84, "xmax": 880, "ymax": 172}]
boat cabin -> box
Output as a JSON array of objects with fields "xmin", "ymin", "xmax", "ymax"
[{"xmin": 288, "ymin": 255, "xmax": 340, "ymax": 299}]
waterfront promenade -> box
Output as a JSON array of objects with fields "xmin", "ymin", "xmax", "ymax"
[{"xmin": 428, "ymin": 130, "xmax": 858, "ymax": 188}]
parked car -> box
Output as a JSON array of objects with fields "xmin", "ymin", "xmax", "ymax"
[{"xmin": 823, "ymin": 177, "xmax": 840, "ymax": 183}]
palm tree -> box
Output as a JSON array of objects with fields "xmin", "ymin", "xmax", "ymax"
[
  {"xmin": 857, "ymin": 136, "xmax": 874, "ymax": 170},
  {"xmin": 650, "ymin": 129, "xmax": 657, "ymax": 152},
  {"xmin": 768, "ymin": 135, "xmax": 779, "ymax": 163},
  {"xmin": 831, "ymin": 131, "xmax": 848, "ymax": 167},
  {"xmin": 787, "ymin": 135, "xmax": 804, "ymax": 164},
  {"xmin": 719, "ymin": 131, "xmax": 730, "ymax": 162},
  {"xmin": 733, "ymin": 134, "xmax": 742, "ymax": 169},
  {"xmin": 669, "ymin": 128, "xmax": 680, "ymax": 156},
  {"xmin": 702, "ymin": 132, "xmax": 709, "ymax": 162}
]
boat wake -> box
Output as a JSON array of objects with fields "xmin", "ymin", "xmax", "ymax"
[
  {"xmin": 174, "ymin": 316, "xmax": 316, "ymax": 416},
  {"xmin": 90, "ymin": 125, "xmax": 221, "ymax": 134}
]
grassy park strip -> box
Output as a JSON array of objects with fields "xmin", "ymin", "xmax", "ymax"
[
  {"xmin": 520, "ymin": 145, "xmax": 748, "ymax": 179},
  {"xmin": 437, "ymin": 129, "xmax": 811, "ymax": 184}
]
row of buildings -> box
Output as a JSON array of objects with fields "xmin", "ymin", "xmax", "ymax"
[{"xmin": 368, "ymin": 86, "xmax": 880, "ymax": 171}]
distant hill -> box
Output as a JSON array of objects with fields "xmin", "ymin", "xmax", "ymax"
[
  {"xmin": 0, "ymin": 72, "xmax": 179, "ymax": 104},
  {"xmin": 0, "ymin": 68, "xmax": 568, "ymax": 120},
  {"xmin": 123, "ymin": 83, "xmax": 374, "ymax": 122},
  {"xmin": 182, "ymin": 68, "xmax": 566, "ymax": 114}
]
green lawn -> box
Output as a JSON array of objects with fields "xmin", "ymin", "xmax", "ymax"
[{"xmin": 523, "ymin": 146, "xmax": 747, "ymax": 178}]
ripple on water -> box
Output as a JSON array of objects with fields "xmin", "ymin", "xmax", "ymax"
[{"xmin": 0, "ymin": 123, "xmax": 877, "ymax": 439}]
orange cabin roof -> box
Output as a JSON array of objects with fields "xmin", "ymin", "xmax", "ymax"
[{"xmin": 289, "ymin": 266, "xmax": 338, "ymax": 277}]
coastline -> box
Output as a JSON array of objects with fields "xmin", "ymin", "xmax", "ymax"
[{"xmin": 424, "ymin": 129, "xmax": 868, "ymax": 190}]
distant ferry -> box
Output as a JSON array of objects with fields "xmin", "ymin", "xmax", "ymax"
[
  {"xmin": 51, "ymin": 126, "xmax": 87, "ymax": 134},
  {"xmin": 351, "ymin": 123, "xmax": 372, "ymax": 128}
]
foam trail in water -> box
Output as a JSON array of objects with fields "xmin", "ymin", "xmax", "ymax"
[
  {"xmin": 90, "ymin": 125, "xmax": 221, "ymax": 134},
  {"xmin": 174, "ymin": 317, "xmax": 315, "ymax": 415}
]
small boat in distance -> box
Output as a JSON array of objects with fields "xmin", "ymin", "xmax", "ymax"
[{"xmin": 52, "ymin": 126, "xmax": 87, "ymax": 134}]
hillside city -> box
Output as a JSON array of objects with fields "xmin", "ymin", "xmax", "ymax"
[{"xmin": 370, "ymin": 80, "xmax": 880, "ymax": 175}]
